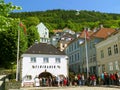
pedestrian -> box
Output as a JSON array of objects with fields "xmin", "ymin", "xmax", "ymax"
[
  {"xmin": 81, "ymin": 73, "xmax": 85, "ymax": 86},
  {"xmin": 77, "ymin": 74, "xmax": 81, "ymax": 86},
  {"xmin": 34, "ymin": 76, "xmax": 40, "ymax": 87}
]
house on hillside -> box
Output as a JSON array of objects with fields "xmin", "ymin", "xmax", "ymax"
[
  {"xmin": 50, "ymin": 29, "xmax": 75, "ymax": 51},
  {"xmin": 37, "ymin": 22, "xmax": 49, "ymax": 43},
  {"xmin": 59, "ymin": 32, "xmax": 75, "ymax": 51},
  {"xmin": 50, "ymin": 29, "xmax": 63, "ymax": 47},
  {"xmin": 20, "ymin": 43, "xmax": 68, "ymax": 87}
]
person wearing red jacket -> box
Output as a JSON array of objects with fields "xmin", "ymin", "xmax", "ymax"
[{"xmin": 91, "ymin": 74, "xmax": 96, "ymax": 86}]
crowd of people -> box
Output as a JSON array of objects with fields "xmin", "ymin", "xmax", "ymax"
[
  {"xmin": 34, "ymin": 71, "xmax": 120, "ymax": 87},
  {"xmin": 72, "ymin": 71, "xmax": 120, "ymax": 86},
  {"xmin": 34, "ymin": 76, "xmax": 69, "ymax": 87}
]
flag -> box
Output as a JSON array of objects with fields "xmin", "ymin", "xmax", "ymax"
[
  {"xmin": 19, "ymin": 22, "xmax": 26, "ymax": 34},
  {"xmin": 84, "ymin": 29, "xmax": 90, "ymax": 40}
]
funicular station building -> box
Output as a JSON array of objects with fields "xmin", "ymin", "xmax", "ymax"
[{"xmin": 20, "ymin": 43, "xmax": 68, "ymax": 87}]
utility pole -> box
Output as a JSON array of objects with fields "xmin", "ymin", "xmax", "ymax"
[
  {"xmin": 16, "ymin": 25, "xmax": 20, "ymax": 81},
  {"xmin": 84, "ymin": 28, "xmax": 89, "ymax": 78}
]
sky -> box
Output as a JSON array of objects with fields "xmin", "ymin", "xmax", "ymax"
[{"xmin": 4, "ymin": 0, "xmax": 120, "ymax": 14}]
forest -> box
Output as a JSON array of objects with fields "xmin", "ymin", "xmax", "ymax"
[{"xmin": 9, "ymin": 9, "xmax": 120, "ymax": 33}]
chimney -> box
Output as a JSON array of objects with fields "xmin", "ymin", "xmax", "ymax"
[{"xmin": 100, "ymin": 24, "xmax": 103, "ymax": 28}]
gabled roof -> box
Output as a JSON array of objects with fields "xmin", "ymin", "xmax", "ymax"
[
  {"xmin": 37, "ymin": 22, "xmax": 49, "ymax": 31},
  {"xmin": 93, "ymin": 28, "xmax": 116, "ymax": 39},
  {"xmin": 79, "ymin": 30, "xmax": 94, "ymax": 38},
  {"xmin": 79, "ymin": 27, "xmax": 116, "ymax": 39},
  {"xmin": 24, "ymin": 43, "xmax": 66, "ymax": 55}
]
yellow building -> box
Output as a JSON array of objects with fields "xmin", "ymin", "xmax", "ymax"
[{"xmin": 96, "ymin": 31, "xmax": 120, "ymax": 76}]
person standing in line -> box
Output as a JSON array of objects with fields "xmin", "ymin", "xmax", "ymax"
[
  {"xmin": 101, "ymin": 72, "xmax": 105, "ymax": 85},
  {"xmin": 110, "ymin": 73, "xmax": 114, "ymax": 85},
  {"xmin": 77, "ymin": 74, "xmax": 81, "ymax": 86},
  {"xmin": 115, "ymin": 72, "xmax": 119, "ymax": 85},
  {"xmin": 81, "ymin": 73, "xmax": 85, "ymax": 85},
  {"xmin": 34, "ymin": 76, "xmax": 40, "ymax": 87}
]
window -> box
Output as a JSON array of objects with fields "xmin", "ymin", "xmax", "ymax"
[
  {"xmin": 25, "ymin": 75, "xmax": 32, "ymax": 81},
  {"xmin": 115, "ymin": 61, "xmax": 119, "ymax": 70},
  {"xmin": 102, "ymin": 64, "xmax": 105, "ymax": 72},
  {"xmin": 100, "ymin": 50, "xmax": 104, "ymax": 58},
  {"xmin": 55, "ymin": 58, "xmax": 61, "ymax": 63},
  {"xmin": 45, "ymin": 32, "xmax": 47, "ymax": 35},
  {"xmin": 93, "ymin": 55, "xmax": 96, "ymax": 62},
  {"xmin": 108, "ymin": 47, "xmax": 112, "ymax": 56},
  {"xmin": 43, "ymin": 57, "xmax": 49, "ymax": 63},
  {"xmin": 72, "ymin": 55, "xmax": 73, "ymax": 62},
  {"xmin": 90, "ymin": 57, "xmax": 92, "ymax": 63},
  {"xmin": 77, "ymin": 53, "xmax": 79, "ymax": 61},
  {"xmin": 74, "ymin": 42, "xmax": 77, "ymax": 49},
  {"xmin": 114, "ymin": 44, "xmax": 118, "ymax": 54},
  {"xmin": 62, "ymin": 44, "xmax": 65, "ymax": 48},
  {"xmin": 75, "ymin": 54, "xmax": 77, "ymax": 61},
  {"xmin": 109, "ymin": 62, "xmax": 113, "ymax": 71},
  {"xmin": 31, "ymin": 57, "xmax": 36, "ymax": 63}
]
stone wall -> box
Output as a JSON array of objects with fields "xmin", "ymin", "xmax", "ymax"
[
  {"xmin": 0, "ymin": 81, "xmax": 4, "ymax": 90},
  {"xmin": 0, "ymin": 75, "xmax": 6, "ymax": 90},
  {"xmin": 5, "ymin": 80, "xmax": 21, "ymax": 90}
]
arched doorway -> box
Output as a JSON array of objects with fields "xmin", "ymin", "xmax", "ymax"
[{"xmin": 39, "ymin": 71, "xmax": 53, "ymax": 78}]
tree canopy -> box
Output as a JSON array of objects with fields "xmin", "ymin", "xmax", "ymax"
[
  {"xmin": 0, "ymin": 1, "xmax": 39, "ymax": 68},
  {"xmin": 9, "ymin": 9, "xmax": 120, "ymax": 33}
]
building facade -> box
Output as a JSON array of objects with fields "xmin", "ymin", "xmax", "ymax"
[
  {"xmin": 96, "ymin": 31, "xmax": 120, "ymax": 76},
  {"xmin": 36, "ymin": 22, "xmax": 49, "ymax": 43},
  {"xmin": 21, "ymin": 43, "xmax": 68, "ymax": 87},
  {"xmin": 51, "ymin": 28, "xmax": 75, "ymax": 51},
  {"xmin": 65, "ymin": 27, "xmax": 117, "ymax": 76},
  {"xmin": 65, "ymin": 30, "xmax": 98, "ymax": 75}
]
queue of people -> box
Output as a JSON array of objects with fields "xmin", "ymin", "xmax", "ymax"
[
  {"xmin": 99, "ymin": 71, "xmax": 120, "ymax": 85},
  {"xmin": 34, "ymin": 76, "xmax": 70, "ymax": 87},
  {"xmin": 71, "ymin": 71, "xmax": 120, "ymax": 86},
  {"xmin": 34, "ymin": 71, "xmax": 120, "ymax": 87}
]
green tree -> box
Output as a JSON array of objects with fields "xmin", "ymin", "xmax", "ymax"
[
  {"xmin": 0, "ymin": 1, "xmax": 27, "ymax": 68},
  {"xmin": 27, "ymin": 26, "xmax": 40, "ymax": 47},
  {"xmin": 0, "ymin": 20, "xmax": 27, "ymax": 68},
  {"xmin": 23, "ymin": 16, "xmax": 39, "ymax": 27}
]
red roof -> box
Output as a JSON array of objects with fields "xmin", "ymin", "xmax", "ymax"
[
  {"xmin": 53, "ymin": 29, "xmax": 63, "ymax": 33},
  {"xmin": 93, "ymin": 28, "xmax": 116, "ymax": 39},
  {"xmin": 79, "ymin": 30, "xmax": 94, "ymax": 39}
]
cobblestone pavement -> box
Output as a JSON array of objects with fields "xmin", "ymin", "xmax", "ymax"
[{"xmin": 18, "ymin": 85, "xmax": 120, "ymax": 90}]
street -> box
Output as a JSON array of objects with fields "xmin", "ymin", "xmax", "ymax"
[{"xmin": 18, "ymin": 86, "xmax": 120, "ymax": 90}]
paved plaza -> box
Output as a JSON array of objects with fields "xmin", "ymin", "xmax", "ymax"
[{"xmin": 15, "ymin": 86, "xmax": 120, "ymax": 90}]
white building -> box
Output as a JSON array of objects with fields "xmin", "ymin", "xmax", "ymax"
[
  {"xmin": 21, "ymin": 43, "xmax": 68, "ymax": 87},
  {"xmin": 36, "ymin": 22, "xmax": 49, "ymax": 43}
]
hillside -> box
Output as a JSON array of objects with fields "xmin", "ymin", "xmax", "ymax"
[{"xmin": 9, "ymin": 9, "xmax": 120, "ymax": 32}]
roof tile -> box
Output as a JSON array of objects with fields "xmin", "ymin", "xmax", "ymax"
[{"xmin": 25, "ymin": 43, "xmax": 66, "ymax": 55}]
